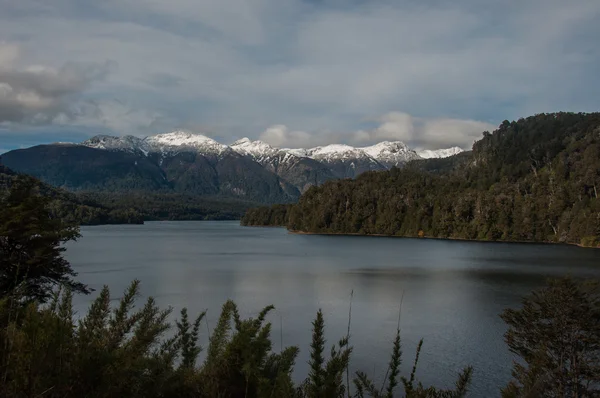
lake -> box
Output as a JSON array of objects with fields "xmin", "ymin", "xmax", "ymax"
[{"xmin": 65, "ymin": 221, "xmax": 600, "ymax": 396}]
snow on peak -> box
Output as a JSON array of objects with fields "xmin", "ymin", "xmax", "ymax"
[
  {"xmin": 360, "ymin": 141, "xmax": 409, "ymax": 156},
  {"xmin": 82, "ymin": 135, "xmax": 144, "ymax": 152},
  {"xmin": 283, "ymin": 148, "xmax": 309, "ymax": 157},
  {"xmin": 144, "ymin": 131, "xmax": 229, "ymax": 155},
  {"xmin": 417, "ymin": 147, "xmax": 463, "ymax": 159},
  {"xmin": 232, "ymin": 137, "xmax": 252, "ymax": 146},
  {"xmin": 81, "ymin": 131, "xmax": 462, "ymax": 165},
  {"xmin": 359, "ymin": 141, "xmax": 420, "ymax": 166},
  {"xmin": 308, "ymin": 144, "xmax": 358, "ymax": 156},
  {"xmin": 231, "ymin": 138, "xmax": 277, "ymax": 157},
  {"xmin": 146, "ymin": 131, "xmax": 219, "ymax": 147},
  {"xmin": 296, "ymin": 144, "xmax": 373, "ymax": 162}
]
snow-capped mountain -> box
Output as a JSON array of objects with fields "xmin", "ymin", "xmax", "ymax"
[
  {"xmin": 83, "ymin": 131, "xmax": 230, "ymax": 158},
  {"xmin": 144, "ymin": 131, "xmax": 230, "ymax": 156},
  {"xmin": 79, "ymin": 131, "xmax": 298, "ymax": 202},
  {"xmin": 293, "ymin": 144, "xmax": 384, "ymax": 178},
  {"xmin": 85, "ymin": 131, "xmax": 460, "ymax": 165},
  {"xmin": 360, "ymin": 141, "xmax": 421, "ymax": 168},
  {"xmin": 78, "ymin": 130, "xmax": 463, "ymax": 194},
  {"xmin": 231, "ymin": 138, "xmax": 336, "ymax": 192},
  {"xmin": 417, "ymin": 147, "xmax": 463, "ymax": 159},
  {"xmin": 231, "ymin": 137, "xmax": 281, "ymax": 161},
  {"xmin": 82, "ymin": 135, "xmax": 145, "ymax": 154}
]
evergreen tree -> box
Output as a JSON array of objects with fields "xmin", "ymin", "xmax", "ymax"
[
  {"xmin": 501, "ymin": 277, "xmax": 600, "ymax": 397},
  {"xmin": 0, "ymin": 179, "xmax": 89, "ymax": 302}
]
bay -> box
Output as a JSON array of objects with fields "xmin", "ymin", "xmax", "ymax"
[{"xmin": 65, "ymin": 221, "xmax": 600, "ymax": 396}]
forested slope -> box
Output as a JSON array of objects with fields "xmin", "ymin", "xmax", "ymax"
[
  {"xmin": 0, "ymin": 164, "xmax": 144, "ymax": 225},
  {"xmin": 243, "ymin": 112, "xmax": 600, "ymax": 247}
]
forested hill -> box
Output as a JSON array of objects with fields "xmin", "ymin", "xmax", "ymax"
[
  {"xmin": 242, "ymin": 112, "xmax": 600, "ymax": 247},
  {"xmin": 0, "ymin": 164, "xmax": 144, "ymax": 225}
]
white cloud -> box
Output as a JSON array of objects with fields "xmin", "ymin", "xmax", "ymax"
[
  {"xmin": 259, "ymin": 112, "xmax": 496, "ymax": 150},
  {"xmin": 419, "ymin": 118, "xmax": 495, "ymax": 149},
  {"xmin": 259, "ymin": 125, "xmax": 313, "ymax": 148}
]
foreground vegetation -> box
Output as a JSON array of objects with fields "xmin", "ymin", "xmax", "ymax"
[
  {"xmin": 243, "ymin": 113, "xmax": 600, "ymax": 247},
  {"xmin": 0, "ymin": 281, "xmax": 478, "ymax": 398},
  {"xmin": 2, "ymin": 166, "xmax": 600, "ymax": 397}
]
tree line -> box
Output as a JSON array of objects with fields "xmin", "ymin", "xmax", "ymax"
[
  {"xmin": 242, "ymin": 112, "xmax": 600, "ymax": 247},
  {"xmin": 0, "ymin": 164, "xmax": 144, "ymax": 225},
  {"xmin": 0, "ymin": 163, "xmax": 253, "ymax": 224}
]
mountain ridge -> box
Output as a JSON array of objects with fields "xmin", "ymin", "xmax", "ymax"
[
  {"xmin": 82, "ymin": 131, "xmax": 460, "ymax": 164},
  {"xmin": 2, "ymin": 130, "xmax": 466, "ymax": 207}
]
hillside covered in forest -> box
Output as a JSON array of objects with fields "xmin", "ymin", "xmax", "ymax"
[
  {"xmin": 0, "ymin": 163, "xmax": 250, "ymax": 223},
  {"xmin": 0, "ymin": 164, "xmax": 144, "ymax": 225},
  {"xmin": 242, "ymin": 112, "xmax": 600, "ymax": 247}
]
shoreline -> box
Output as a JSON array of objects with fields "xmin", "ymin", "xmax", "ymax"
[{"xmin": 285, "ymin": 229, "xmax": 599, "ymax": 249}]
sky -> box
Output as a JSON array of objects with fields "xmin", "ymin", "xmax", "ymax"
[{"xmin": 0, "ymin": 0, "xmax": 599, "ymax": 153}]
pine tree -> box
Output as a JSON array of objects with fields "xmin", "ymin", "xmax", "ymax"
[
  {"xmin": 501, "ymin": 277, "xmax": 600, "ymax": 397},
  {"xmin": 0, "ymin": 178, "xmax": 89, "ymax": 302}
]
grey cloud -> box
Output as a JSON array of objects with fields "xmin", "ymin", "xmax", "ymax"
[
  {"xmin": 0, "ymin": 44, "xmax": 115, "ymax": 124},
  {"xmin": 144, "ymin": 72, "xmax": 185, "ymax": 88},
  {"xmin": 0, "ymin": 0, "xmax": 598, "ymax": 141}
]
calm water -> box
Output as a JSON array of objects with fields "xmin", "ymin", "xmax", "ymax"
[{"xmin": 65, "ymin": 221, "xmax": 600, "ymax": 397}]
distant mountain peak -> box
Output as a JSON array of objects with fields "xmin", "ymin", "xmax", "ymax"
[
  {"xmin": 417, "ymin": 147, "xmax": 463, "ymax": 159},
  {"xmin": 82, "ymin": 134, "xmax": 144, "ymax": 153},
  {"xmin": 83, "ymin": 131, "xmax": 231, "ymax": 157},
  {"xmin": 232, "ymin": 137, "xmax": 252, "ymax": 146},
  {"xmin": 81, "ymin": 132, "xmax": 463, "ymax": 178},
  {"xmin": 359, "ymin": 141, "xmax": 420, "ymax": 167},
  {"xmin": 146, "ymin": 131, "xmax": 223, "ymax": 148}
]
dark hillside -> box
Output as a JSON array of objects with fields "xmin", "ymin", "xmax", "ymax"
[{"xmin": 243, "ymin": 112, "xmax": 600, "ymax": 247}]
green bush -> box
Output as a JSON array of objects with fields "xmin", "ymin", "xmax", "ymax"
[{"xmin": 0, "ymin": 282, "xmax": 473, "ymax": 398}]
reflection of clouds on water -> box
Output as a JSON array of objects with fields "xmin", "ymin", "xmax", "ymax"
[{"xmin": 66, "ymin": 221, "xmax": 600, "ymax": 396}]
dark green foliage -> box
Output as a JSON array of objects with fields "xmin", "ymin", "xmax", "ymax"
[
  {"xmin": 244, "ymin": 112, "xmax": 600, "ymax": 246},
  {"xmin": 308, "ymin": 309, "xmax": 326, "ymax": 395},
  {"xmin": 0, "ymin": 179, "xmax": 89, "ymax": 302},
  {"xmin": 500, "ymin": 277, "xmax": 600, "ymax": 397},
  {"xmin": 241, "ymin": 204, "xmax": 292, "ymax": 226},
  {"xmin": 354, "ymin": 329, "xmax": 473, "ymax": 398},
  {"xmin": 84, "ymin": 191, "xmax": 259, "ymax": 221},
  {"xmin": 0, "ymin": 282, "xmax": 476, "ymax": 398},
  {"xmin": 177, "ymin": 307, "xmax": 206, "ymax": 369},
  {"xmin": 301, "ymin": 309, "xmax": 353, "ymax": 397},
  {"xmin": 0, "ymin": 164, "xmax": 144, "ymax": 225},
  {"xmin": 1, "ymin": 162, "xmax": 252, "ymax": 223}
]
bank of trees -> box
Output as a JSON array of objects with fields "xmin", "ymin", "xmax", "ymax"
[
  {"xmin": 241, "ymin": 204, "xmax": 292, "ymax": 227},
  {"xmin": 243, "ymin": 113, "xmax": 600, "ymax": 247},
  {"xmin": 0, "ymin": 164, "xmax": 144, "ymax": 225}
]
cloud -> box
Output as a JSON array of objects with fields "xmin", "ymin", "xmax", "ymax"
[
  {"xmin": 353, "ymin": 112, "xmax": 495, "ymax": 149},
  {"xmin": 0, "ymin": 0, "xmax": 598, "ymax": 147},
  {"xmin": 259, "ymin": 125, "xmax": 313, "ymax": 148},
  {"xmin": 0, "ymin": 43, "xmax": 115, "ymax": 125},
  {"xmin": 259, "ymin": 112, "xmax": 496, "ymax": 149},
  {"xmin": 418, "ymin": 118, "xmax": 496, "ymax": 149},
  {"xmin": 53, "ymin": 99, "xmax": 173, "ymax": 135}
]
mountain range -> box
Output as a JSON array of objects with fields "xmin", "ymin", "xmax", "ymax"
[{"xmin": 1, "ymin": 131, "xmax": 463, "ymax": 204}]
